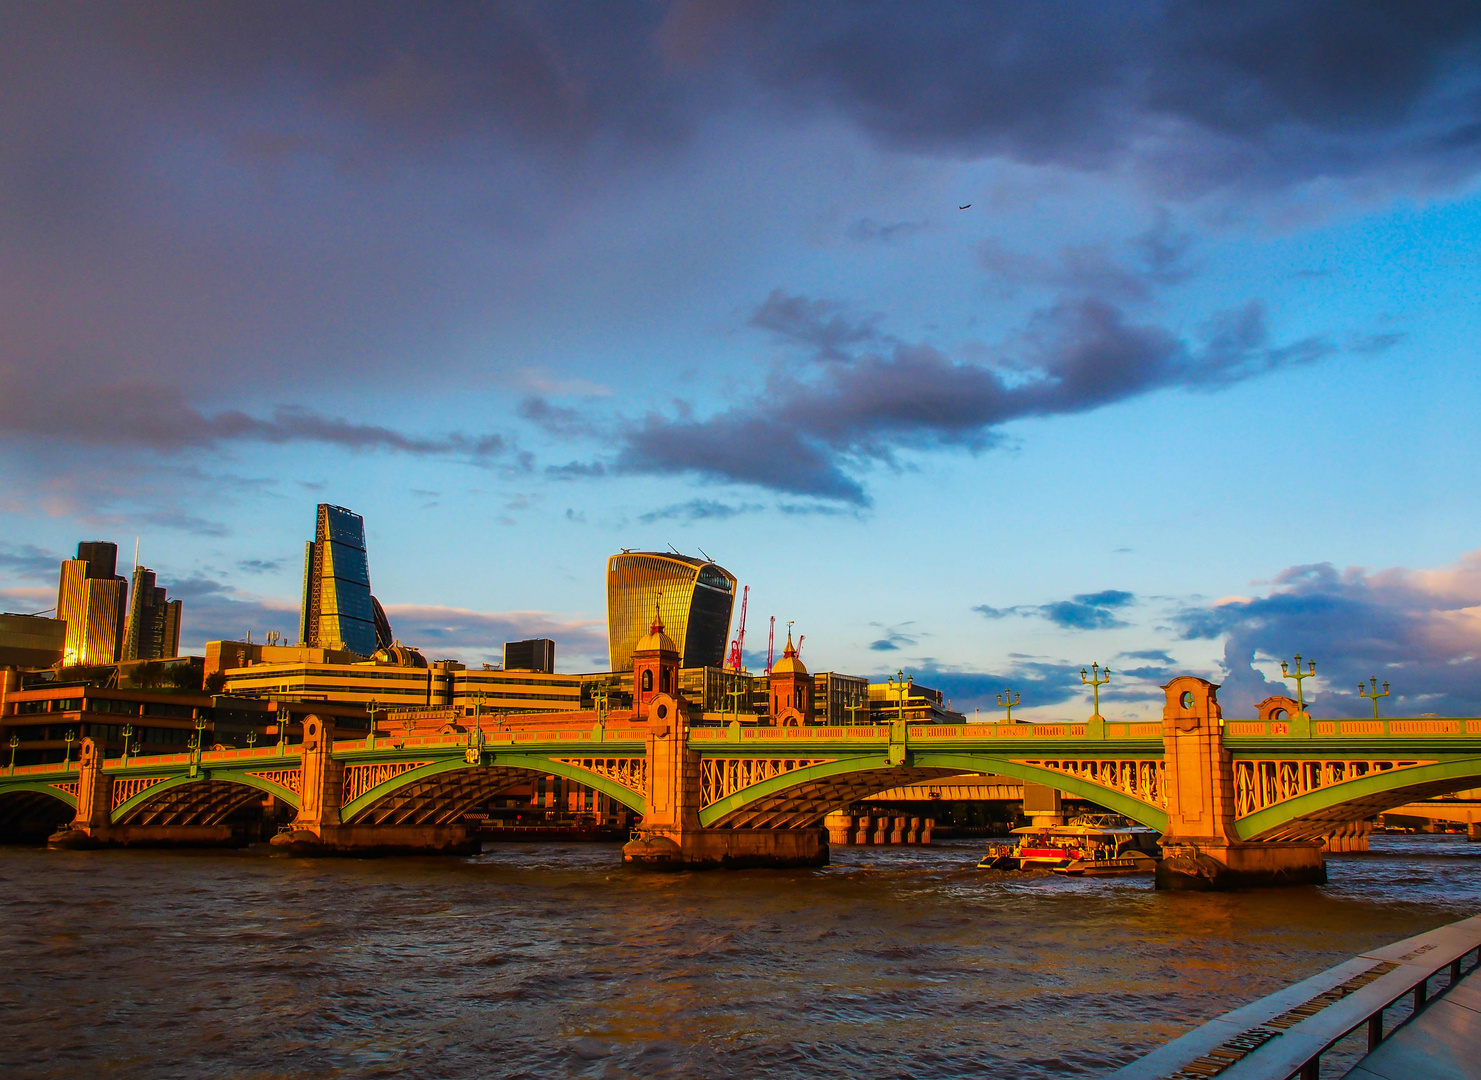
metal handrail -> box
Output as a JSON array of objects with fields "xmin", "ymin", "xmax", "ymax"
[{"xmin": 1108, "ymin": 913, "xmax": 1481, "ymax": 1079}]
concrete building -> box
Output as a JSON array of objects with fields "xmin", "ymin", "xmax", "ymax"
[
  {"xmin": 606, "ymin": 551, "xmax": 736, "ymax": 671},
  {"xmin": 503, "ymin": 637, "xmax": 555, "ymax": 673},
  {"xmin": 0, "ymin": 613, "xmax": 66, "ymax": 669},
  {"xmin": 121, "ymin": 566, "xmax": 182, "ymax": 662},
  {"xmin": 814, "ymin": 671, "xmax": 870, "ymax": 725},
  {"xmin": 299, "ymin": 504, "xmax": 389, "ymax": 657},
  {"xmin": 57, "ymin": 541, "xmax": 128, "ymax": 667}
]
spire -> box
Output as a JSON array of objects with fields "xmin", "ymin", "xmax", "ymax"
[
  {"xmin": 783, "ymin": 628, "xmax": 797, "ymax": 659},
  {"xmin": 649, "ymin": 594, "xmax": 665, "ymax": 635}
]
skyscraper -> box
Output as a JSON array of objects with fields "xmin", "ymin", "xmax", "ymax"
[
  {"xmin": 298, "ymin": 504, "xmax": 389, "ymax": 657},
  {"xmin": 57, "ymin": 541, "xmax": 128, "ymax": 667},
  {"xmin": 606, "ymin": 552, "xmax": 736, "ymax": 671},
  {"xmin": 122, "ymin": 567, "xmax": 182, "ymax": 661}
]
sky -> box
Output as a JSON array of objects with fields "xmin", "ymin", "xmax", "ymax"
[{"xmin": 3, "ymin": 2, "xmax": 1481, "ymax": 721}]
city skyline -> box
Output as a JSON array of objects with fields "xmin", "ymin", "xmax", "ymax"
[{"xmin": 3, "ymin": 7, "xmax": 1481, "ymax": 720}]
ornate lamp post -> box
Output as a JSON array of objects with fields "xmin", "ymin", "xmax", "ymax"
[
  {"xmin": 997, "ymin": 687, "xmax": 1021, "ymax": 723},
  {"xmin": 246, "ymin": 728, "xmax": 257, "ymax": 751},
  {"xmin": 1081, "ymin": 662, "xmax": 1110, "ymax": 721},
  {"xmin": 366, "ymin": 698, "xmax": 380, "ymax": 750},
  {"xmin": 1281, "ymin": 654, "xmax": 1316, "ymax": 716},
  {"xmin": 62, "ymin": 729, "xmax": 76, "ymax": 768},
  {"xmin": 1359, "ymin": 676, "xmax": 1390, "ymax": 720},
  {"xmin": 844, "ymin": 691, "xmax": 868, "ymax": 726},
  {"xmin": 276, "ymin": 706, "xmax": 290, "ymax": 756},
  {"xmin": 725, "ymin": 674, "xmax": 746, "ymax": 724},
  {"xmin": 592, "ymin": 686, "xmax": 609, "ymax": 726},
  {"xmin": 888, "ymin": 671, "xmax": 913, "ymax": 723},
  {"xmin": 8, "ymin": 734, "xmax": 18, "ymax": 774},
  {"xmin": 120, "ymin": 722, "xmax": 134, "ymax": 765}
]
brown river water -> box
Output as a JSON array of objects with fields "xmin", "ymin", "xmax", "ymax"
[{"xmin": 2, "ymin": 834, "xmax": 1478, "ymax": 1079}]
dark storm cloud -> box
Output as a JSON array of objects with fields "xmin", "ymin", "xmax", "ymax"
[
  {"xmin": 1174, "ymin": 551, "xmax": 1481, "ymax": 718},
  {"xmin": 976, "ymin": 590, "xmax": 1136, "ymax": 631},
  {"xmin": 616, "ymin": 292, "xmax": 1329, "ymax": 502}
]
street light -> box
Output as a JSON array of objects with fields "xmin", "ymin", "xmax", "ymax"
[
  {"xmin": 1081, "ymin": 662, "xmax": 1110, "ymax": 721},
  {"xmin": 8, "ymin": 734, "xmax": 18, "ymax": 774},
  {"xmin": 1359, "ymin": 676, "xmax": 1390, "ymax": 720},
  {"xmin": 120, "ymin": 722, "xmax": 134, "ymax": 765},
  {"xmin": 62, "ymin": 729, "xmax": 76, "ymax": 767},
  {"xmin": 1280, "ymin": 654, "xmax": 1316, "ymax": 716},
  {"xmin": 887, "ymin": 671, "xmax": 913, "ymax": 723},
  {"xmin": 997, "ymin": 688, "xmax": 1021, "ymax": 724},
  {"xmin": 366, "ymin": 698, "xmax": 380, "ymax": 749}
]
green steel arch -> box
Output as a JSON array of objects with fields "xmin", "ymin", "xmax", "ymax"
[
  {"xmin": 696, "ymin": 751, "xmax": 1169, "ymax": 831},
  {"xmin": 111, "ymin": 769, "xmax": 301, "ymax": 824},
  {"xmin": 339, "ymin": 753, "xmax": 647, "ymax": 823},
  {"xmin": 1235, "ymin": 756, "xmax": 1481, "ymax": 840},
  {"xmin": 0, "ymin": 780, "xmax": 78, "ymax": 810}
]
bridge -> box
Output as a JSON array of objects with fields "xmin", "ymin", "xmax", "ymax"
[{"xmin": 9, "ymin": 676, "xmax": 1481, "ymax": 887}]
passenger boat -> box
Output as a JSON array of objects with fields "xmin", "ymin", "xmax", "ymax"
[{"xmin": 976, "ymin": 814, "xmax": 1160, "ymax": 875}]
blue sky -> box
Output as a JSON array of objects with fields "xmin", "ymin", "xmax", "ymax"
[{"xmin": 4, "ymin": 3, "xmax": 1481, "ymax": 720}]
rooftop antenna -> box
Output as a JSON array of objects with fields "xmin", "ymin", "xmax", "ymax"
[
  {"xmin": 765, "ymin": 616, "xmax": 775, "ymax": 675},
  {"xmin": 132, "ymin": 536, "xmax": 139, "ymax": 576},
  {"xmin": 697, "ymin": 546, "xmax": 713, "ymax": 562}
]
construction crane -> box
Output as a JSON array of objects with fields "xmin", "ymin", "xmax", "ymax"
[
  {"xmin": 725, "ymin": 586, "xmax": 749, "ymax": 671},
  {"xmin": 765, "ymin": 616, "xmax": 776, "ymax": 675}
]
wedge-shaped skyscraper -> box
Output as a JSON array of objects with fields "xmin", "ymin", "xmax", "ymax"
[
  {"xmin": 606, "ymin": 552, "xmax": 736, "ymax": 672},
  {"xmin": 299, "ymin": 504, "xmax": 389, "ymax": 656}
]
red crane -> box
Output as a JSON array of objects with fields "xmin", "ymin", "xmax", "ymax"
[
  {"xmin": 765, "ymin": 616, "xmax": 776, "ymax": 675},
  {"xmin": 725, "ymin": 585, "xmax": 749, "ymax": 671}
]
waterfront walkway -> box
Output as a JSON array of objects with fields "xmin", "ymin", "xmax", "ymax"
[
  {"xmin": 1344, "ymin": 962, "xmax": 1481, "ymax": 1079},
  {"xmin": 1109, "ymin": 915, "xmax": 1481, "ymax": 1079}
]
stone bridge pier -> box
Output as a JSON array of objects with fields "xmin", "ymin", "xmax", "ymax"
[
  {"xmin": 1155, "ymin": 676, "xmax": 1327, "ymax": 890},
  {"xmin": 621, "ymin": 693, "xmax": 827, "ymax": 869}
]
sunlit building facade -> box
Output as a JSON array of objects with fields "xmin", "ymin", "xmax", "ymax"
[
  {"xmin": 605, "ymin": 552, "xmax": 736, "ymax": 671},
  {"xmin": 122, "ymin": 566, "xmax": 182, "ymax": 662},
  {"xmin": 299, "ymin": 504, "xmax": 385, "ymax": 657},
  {"xmin": 57, "ymin": 541, "xmax": 128, "ymax": 667}
]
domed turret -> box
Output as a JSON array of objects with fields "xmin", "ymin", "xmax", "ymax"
[
  {"xmin": 632, "ymin": 597, "xmax": 681, "ymax": 717},
  {"xmin": 769, "ymin": 626, "xmax": 814, "ymax": 725},
  {"xmin": 371, "ymin": 641, "xmax": 428, "ymax": 668},
  {"xmin": 769, "ymin": 629, "xmax": 807, "ymax": 676}
]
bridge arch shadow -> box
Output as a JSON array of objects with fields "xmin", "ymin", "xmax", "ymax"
[
  {"xmin": 698, "ymin": 752, "xmax": 1169, "ymax": 830},
  {"xmin": 112, "ymin": 772, "xmax": 301, "ymax": 828},
  {"xmin": 0, "ymin": 785, "xmax": 77, "ymax": 843},
  {"xmin": 1239, "ymin": 759, "xmax": 1481, "ymax": 841},
  {"xmin": 341, "ymin": 757, "xmax": 647, "ymax": 827}
]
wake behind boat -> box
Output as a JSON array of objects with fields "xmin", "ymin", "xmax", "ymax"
[{"xmin": 977, "ymin": 814, "xmax": 1160, "ymax": 876}]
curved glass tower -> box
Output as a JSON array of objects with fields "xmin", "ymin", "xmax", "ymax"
[
  {"xmin": 299, "ymin": 504, "xmax": 379, "ymax": 656},
  {"xmin": 606, "ymin": 553, "xmax": 736, "ymax": 672}
]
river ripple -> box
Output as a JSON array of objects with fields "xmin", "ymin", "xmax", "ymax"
[{"xmin": 1, "ymin": 834, "xmax": 1478, "ymax": 1079}]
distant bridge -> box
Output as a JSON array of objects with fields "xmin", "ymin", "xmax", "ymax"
[{"xmin": 8, "ymin": 677, "xmax": 1481, "ymax": 884}]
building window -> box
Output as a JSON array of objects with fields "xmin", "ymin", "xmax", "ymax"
[
  {"xmin": 642, "ymin": 670, "xmax": 652, "ymax": 692},
  {"xmin": 660, "ymin": 668, "xmax": 670, "ymax": 694}
]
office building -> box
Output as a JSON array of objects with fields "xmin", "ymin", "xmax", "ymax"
[
  {"xmin": 504, "ymin": 638, "xmax": 555, "ymax": 673},
  {"xmin": 298, "ymin": 504, "xmax": 391, "ymax": 657},
  {"xmin": 606, "ymin": 552, "xmax": 736, "ymax": 671},
  {"xmin": 0, "ymin": 613, "xmax": 66, "ymax": 669},
  {"xmin": 868, "ymin": 680, "xmax": 965, "ymax": 723},
  {"xmin": 57, "ymin": 542, "xmax": 128, "ymax": 667},
  {"xmin": 122, "ymin": 567, "xmax": 182, "ymax": 662},
  {"xmin": 813, "ymin": 672, "xmax": 870, "ymax": 725}
]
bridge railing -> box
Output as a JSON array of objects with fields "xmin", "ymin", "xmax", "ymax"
[
  {"xmin": 1227, "ymin": 717, "xmax": 1481, "ymax": 738},
  {"xmin": 1107, "ymin": 914, "xmax": 1481, "ymax": 1079}
]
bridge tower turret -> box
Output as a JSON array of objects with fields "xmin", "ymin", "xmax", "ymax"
[
  {"xmin": 1156, "ymin": 676, "xmax": 1326, "ymax": 890},
  {"xmin": 632, "ymin": 600, "xmax": 681, "ymax": 721}
]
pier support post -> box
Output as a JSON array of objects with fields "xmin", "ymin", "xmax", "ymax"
[
  {"xmin": 1155, "ymin": 677, "xmax": 1326, "ymax": 890},
  {"xmin": 622, "ymin": 694, "xmax": 827, "ymax": 869},
  {"xmin": 271, "ymin": 716, "xmax": 476, "ymax": 856}
]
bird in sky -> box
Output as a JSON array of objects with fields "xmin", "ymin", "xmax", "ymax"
[{"xmin": 959, "ymin": 204, "xmax": 971, "ymax": 209}]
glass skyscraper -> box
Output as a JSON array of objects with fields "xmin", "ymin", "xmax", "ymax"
[
  {"xmin": 57, "ymin": 541, "xmax": 128, "ymax": 667},
  {"xmin": 606, "ymin": 552, "xmax": 736, "ymax": 671},
  {"xmin": 122, "ymin": 566, "xmax": 182, "ymax": 662},
  {"xmin": 299, "ymin": 504, "xmax": 382, "ymax": 656}
]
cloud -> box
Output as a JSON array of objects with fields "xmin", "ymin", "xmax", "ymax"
[
  {"xmin": 236, "ymin": 558, "xmax": 283, "ymax": 575},
  {"xmin": 546, "ymin": 461, "xmax": 607, "ymax": 480},
  {"xmin": 978, "ymin": 211, "xmax": 1195, "ymax": 302},
  {"xmin": 519, "ymin": 397, "xmax": 599, "ymax": 439},
  {"xmin": 847, "ymin": 218, "xmax": 929, "ymax": 243},
  {"xmin": 614, "ymin": 291, "xmax": 1331, "ymax": 503},
  {"xmin": 0, "ymin": 369, "xmax": 506, "ymax": 462},
  {"xmin": 975, "ymin": 589, "xmax": 1137, "ymax": 630},
  {"xmin": 0, "ymin": 544, "xmax": 62, "ymax": 583},
  {"xmin": 637, "ymin": 499, "xmax": 764, "ymax": 523},
  {"xmin": 1174, "ymin": 548, "xmax": 1481, "ymax": 718},
  {"xmin": 383, "ymin": 604, "xmax": 608, "ymax": 669}
]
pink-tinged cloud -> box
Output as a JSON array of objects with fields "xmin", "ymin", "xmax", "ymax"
[{"xmin": 1179, "ymin": 546, "xmax": 1481, "ymax": 719}]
